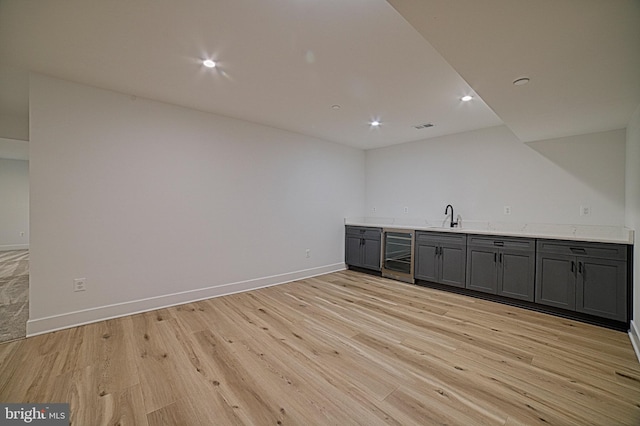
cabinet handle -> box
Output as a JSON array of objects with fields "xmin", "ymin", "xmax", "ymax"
[
  {"xmin": 361, "ymin": 238, "xmax": 365, "ymax": 246},
  {"xmin": 499, "ymin": 253, "xmax": 503, "ymax": 263},
  {"xmin": 494, "ymin": 253, "xmax": 497, "ymax": 263},
  {"xmin": 578, "ymin": 262, "xmax": 583, "ymax": 274},
  {"xmin": 571, "ymin": 261, "xmax": 575, "ymax": 272}
]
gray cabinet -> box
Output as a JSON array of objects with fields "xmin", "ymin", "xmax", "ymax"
[
  {"xmin": 415, "ymin": 232, "xmax": 467, "ymax": 288},
  {"xmin": 535, "ymin": 240, "xmax": 627, "ymax": 321},
  {"xmin": 466, "ymin": 236, "xmax": 535, "ymax": 301},
  {"xmin": 535, "ymin": 253, "xmax": 576, "ymax": 310},
  {"xmin": 345, "ymin": 224, "xmax": 630, "ymax": 326},
  {"xmin": 345, "ymin": 226, "xmax": 382, "ymax": 271}
]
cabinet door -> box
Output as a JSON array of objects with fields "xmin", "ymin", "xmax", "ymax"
[
  {"xmin": 440, "ymin": 244, "xmax": 466, "ymax": 288},
  {"xmin": 362, "ymin": 237, "xmax": 381, "ymax": 271},
  {"xmin": 415, "ymin": 242, "xmax": 439, "ymax": 282},
  {"xmin": 345, "ymin": 235, "xmax": 362, "ymax": 267},
  {"xmin": 498, "ymin": 250, "xmax": 535, "ymax": 301},
  {"xmin": 466, "ymin": 246, "xmax": 498, "ymax": 294},
  {"xmin": 535, "ymin": 253, "xmax": 576, "ymax": 310},
  {"xmin": 576, "ymin": 258, "xmax": 627, "ymax": 321}
]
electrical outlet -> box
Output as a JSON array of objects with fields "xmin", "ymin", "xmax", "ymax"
[
  {"xmin": 580, "ymin": 206, "xmax": 591, "ymax": 216},
  {"xmin": 73, "ymin": 278, "xmax": 86, "ymax": 292},
  {"xmin": 305, "ymin": 249, "xmax": 310, "ymax": 258},
  {"xmin": 372, "ymin": 207, "xmax": 377, "ymax": 213},
  {"xmin": 403, "ymin": 206, "xmax": 409, "ymax": 214},
  {"xmin": 504, "ymin": 206, "xmax": 512, "ymax": 215}
]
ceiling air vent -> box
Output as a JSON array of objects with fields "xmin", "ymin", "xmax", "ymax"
[{"xmin": 413, "ymin": 123, "xmax": 434, "ymax": 130}]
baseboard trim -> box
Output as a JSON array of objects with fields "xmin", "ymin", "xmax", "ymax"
[
  {"xmin": 27, "ymin": 263, "xmax": 346, "ymax": 337},
  {"xmin": 0, "ymin": 244, "xmax": 29, "ymax": 251},
  {"xmin": 629, "ymin": 320, "xmax": 640, "ymax": 363}
]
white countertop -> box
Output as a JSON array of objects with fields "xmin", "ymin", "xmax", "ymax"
[{"xmin": 345, "ymin": 217, "xmax": 635, "ymax": 245}]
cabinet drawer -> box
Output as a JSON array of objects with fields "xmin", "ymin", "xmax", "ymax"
[
  {"xmin": 536, "ymin": 239, "xmax": 627, "ymax": 260},
  {"xmin": 346, "ymin": 226, "xmax": 382, "ymax": 240},
  {"xmin": 467, "ymin": 235, "xmax": 535, "ymax": 252},
  {"xmin": 416, "ymin": 231, "xmax": 466, "ymax": 246}
]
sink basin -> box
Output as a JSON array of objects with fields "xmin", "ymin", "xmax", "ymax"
[{"xmin": 425, "ymin": 225, "xmax": 460, "ymax": 231}]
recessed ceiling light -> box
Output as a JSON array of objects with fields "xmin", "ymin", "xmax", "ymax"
[
  {"xmin": 513, "ymin": 77, "xmax": 530, "ymax": 86},
  {"xmin": 370, "ymin": 120, "xmax": 380, "ymax": 127},
  {"xmin": 461, "ymin": 95, "xmax": 473, "ymax": 102},
  {"xmin": 203, "ymin": 59, "xmax": 216, "ymax": 68},
  {"xmin": 331, "ymin": 104, "xmax": 341, "ymax": 110}
]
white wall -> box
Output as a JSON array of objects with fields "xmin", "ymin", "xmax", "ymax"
[
  {"xmin": 0, "ymin": 158, "xmax": 29, "ymax": 250},
  {"xmin": 0, "ymin": 111, "xmax": 29, "ymax": 141},
  {"xmin": 28, "ymin": 74, "xmax": 365, "ymax": 334},
  {"xmin": 626, "ymin": 103, "xmax": 640, "ymax": 354},
  {"xmin": 0, "ymin": 137, "xmax": 29, "ymax": 161},
  {"xmin": 365, "ymin": 125, "xmax": 626, "ymax": 226}
]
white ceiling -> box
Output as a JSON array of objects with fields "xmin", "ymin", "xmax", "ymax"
[
  {"xmin": 0, "ymin": 0, "xmax": 638, "ymax": 152},
  {"xmin": 388, "ymin": 0, "xmax": 640, "ymax": 143}
]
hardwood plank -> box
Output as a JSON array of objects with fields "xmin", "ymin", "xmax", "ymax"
[
  {"xmin": 384, "ymin": 385, "xmax": 504, "ymax": 425},
  {"xmin": 167, "ymin": 302, "xmax": 210, "ymax": 333},
  {"xmin": 147, "ymin": 398, "xmax": 203, "ymax": 426},
  {"xmin": 0, "ymin": 339, "xmax": 23, "ymax": 396},
  {"xmin": 51, "ymin": 365, "xmax": 146, "ymax": 425},
  {"xmin": 109, "ymin": 385, "xmax": 150, "ymax": 426},
  {"xmin": 130, "ymin": 310, "xmax": 193, "ymax": 414}
]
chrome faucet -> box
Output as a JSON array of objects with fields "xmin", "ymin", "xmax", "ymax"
[{"xmin": 445, "ymin": 204, "xmax": 458, "ymax": 228}]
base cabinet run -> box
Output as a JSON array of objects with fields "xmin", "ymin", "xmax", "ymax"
[
  {"xmin": 466, "ymin": 236, "xmax": 536, "ymax": 301},
  {"xmin": 414, "ymin": 231, "xmax": 467, "ymax": 288},
  {"xmin": 535, "ymin": 239, "xmax": 627, "ymax": 322},
  {"xmin": 345, "ymin": 226, "xmax": 382, "ymax": 271},
  {"xmin": 345, "ymin": 225, "xmax": 631, "ymax": 328}
]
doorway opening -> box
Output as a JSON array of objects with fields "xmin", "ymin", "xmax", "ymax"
[{"xmin": 0, "ymin": 146, "xmax": 29, "ymax": 343}]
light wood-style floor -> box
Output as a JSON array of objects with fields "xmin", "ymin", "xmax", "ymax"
[{"xmin": 1, "ymin": 270, "xmax": 639, "ymax": 425}]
